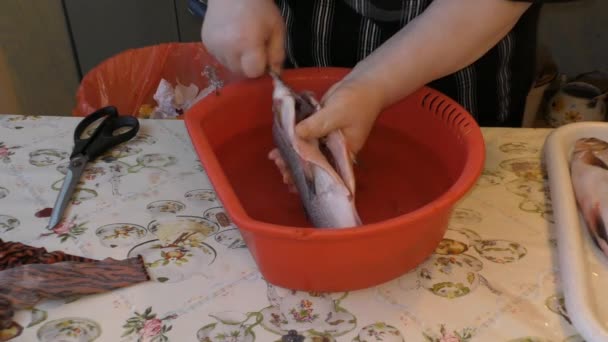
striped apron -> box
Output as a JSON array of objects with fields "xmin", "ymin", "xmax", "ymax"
[{"xmin": 275, "ymin": 0, "xmax": 543, "ymax": 127}]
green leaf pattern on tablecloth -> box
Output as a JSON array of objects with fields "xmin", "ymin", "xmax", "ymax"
[
  {"xmin": 422, "ymin": 324, "xmax": 475, "ymax": 342},
  {"xmin": 39, "ymin": 215, "xmax": 88, "ymax": 242},
  {"xmin": 44, "ymin": 134, "xmax": 171, "ymax": 204},
  {"xmin": 488, "ymin": 141, "xmax": 554, "ymax": 223},
  {"xmin": 0, "ymin": 114, "xmax": 41, "ymax": 130},
  {"xmin": 28, "ymin": 148, "xmax": 69, "ymax": 167},
  {"xmin": 0, "ymin": 215, "xmax": 20, "ymax": 233},
  {"xmin": 398, "ymin": 208, "xmax": 527, "ymax": 299},
  {"xmin": 36, "ymin": 317, "xmax": 101, "ymax": 341}
]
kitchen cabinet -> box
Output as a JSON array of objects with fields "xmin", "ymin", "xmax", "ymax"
[
  {"xmin": 63, "ymin": 0, "xmax": 204, "ymax": 77},
  {"xmin": 0, "ymin": 0, "xmax": 80, "ymax": 116},
  {"xmin": 0, "ymin": 0, "xmax": 204, "ymax": 116}
]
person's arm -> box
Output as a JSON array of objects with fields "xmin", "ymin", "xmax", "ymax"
[
  {"xmin": 295, "ymin": 0, "xmax": 535, "ymax": 153},
  {"xmin": 347, "ymin": 0, "xmax": 533, "ymax": 109}
]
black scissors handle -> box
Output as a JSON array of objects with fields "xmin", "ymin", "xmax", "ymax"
[{"xmin": 71, "ymin": 106, "xmax": 140, "ymax": 160}]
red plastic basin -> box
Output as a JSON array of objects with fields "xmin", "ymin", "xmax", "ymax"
[{"xmin": 185, "ymin": 67, "xmax": 485, "ymax": 292}]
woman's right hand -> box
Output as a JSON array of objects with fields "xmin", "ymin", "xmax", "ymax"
[{"xmin": 201, "ymin": 0, "xmax": 286, "ymax": 78}]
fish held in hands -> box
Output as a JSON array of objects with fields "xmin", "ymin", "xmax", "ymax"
[{"xmin": 270, "ymin": 76, "xmax": 362, "ymax": 228}]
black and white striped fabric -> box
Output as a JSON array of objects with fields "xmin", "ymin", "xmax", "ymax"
[{"xmin": 275, "ymin": 0, "xmax": 543, "ymax": 127}]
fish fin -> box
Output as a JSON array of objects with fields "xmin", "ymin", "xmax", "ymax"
[
  {"xmin": 301, "ymin": 91, "xmax": 322, "ymax": 110},
  {"xmin": 584, "ymin": 151, "xmax": 608, "ymax": 170},
  {"xmin": 322, "ymin": 131, "xmax": 357, "ymax": 195},
  {"xmin": 294, "ymin": 95, "xmax": 317, "ymax": 122}
]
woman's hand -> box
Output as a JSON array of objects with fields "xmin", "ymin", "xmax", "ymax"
[
  {"xmin": 268, "ymin": 71, "xmax": 385, "ymax": 191},
  {"xmin": 201, "ymin": 0, "xmax": 285, "ymax": 77},
  {"xmin": 296, "ymin": 73, "xmax": 385, "ymax": 157}
]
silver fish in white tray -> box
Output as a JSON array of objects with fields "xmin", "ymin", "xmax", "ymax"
[
  {"xmin": 270, "ymin": 73, "xmax": 362, "ymax": 228},
  {"xmin": 570, "ymin": 137, "xmax": 608, "ymax": 256}
]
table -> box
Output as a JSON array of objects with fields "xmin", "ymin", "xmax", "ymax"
[{"xmin": 0, "ymin": 114, "xmax": 584, "ymax": 342}]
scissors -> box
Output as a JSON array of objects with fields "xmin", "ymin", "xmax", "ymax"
[{"xmin": 47, "ymin": 106, "xmax": 140, "ymax": 230}]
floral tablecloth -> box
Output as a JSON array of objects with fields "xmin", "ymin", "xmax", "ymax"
[{"xmin": 0, "ymin": 114, "xmax": 584, "ymax": 342}]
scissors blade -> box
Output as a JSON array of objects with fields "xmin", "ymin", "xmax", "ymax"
[{"xmin": 47, "ymin": 155, "xmax": 89, "ymax": 230}]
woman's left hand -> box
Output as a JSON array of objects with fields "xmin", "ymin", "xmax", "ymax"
[
  {"xmin": 268, "ymin": 71, "xmax": 385, "ymax": 190},
  {"xmin": 296, "ymin": 73, "xmax": 385, "ymax": 156}
]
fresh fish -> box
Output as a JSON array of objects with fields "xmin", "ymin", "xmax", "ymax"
[
  {"xmin": 270, "ymin": 74, "xmax": 362, "ymax": 228},
  {"xmin": 570, "ymin": 137, "xmax": 608, "ymax": 256}
]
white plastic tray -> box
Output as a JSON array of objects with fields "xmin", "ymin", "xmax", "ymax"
[{"xmin": 544, "ymin": 122, "xmax": 608, "ymax": 342}]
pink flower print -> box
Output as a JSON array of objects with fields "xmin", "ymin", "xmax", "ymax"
[
  {"xmin": 122, "ymin": 307, "xmax": 175, "ymax": 341},
  {"xmin": 53, "ymin": 218, "xmax": 76, "ymax": 235},
  {"xmin": 440, "ymin": 333, "xmax": 461, "ymax": 342},
  {"xmin": 0, "ymin": 142, "xmax": 19, "ymax": 163},
  {"xmin": 40, "ymin": 216, "xmax": 88, "ymax": 242},
  {"xmin": 141, "ymin": 318, "xmax": 162, "ymax": 339},
  {"xmin": 84, "ymin": 166, "xmax": 106, "ymax": 181},
  {"xmin": 289, "ymin": 299, "xmax": 319, "ymax": 323}
]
